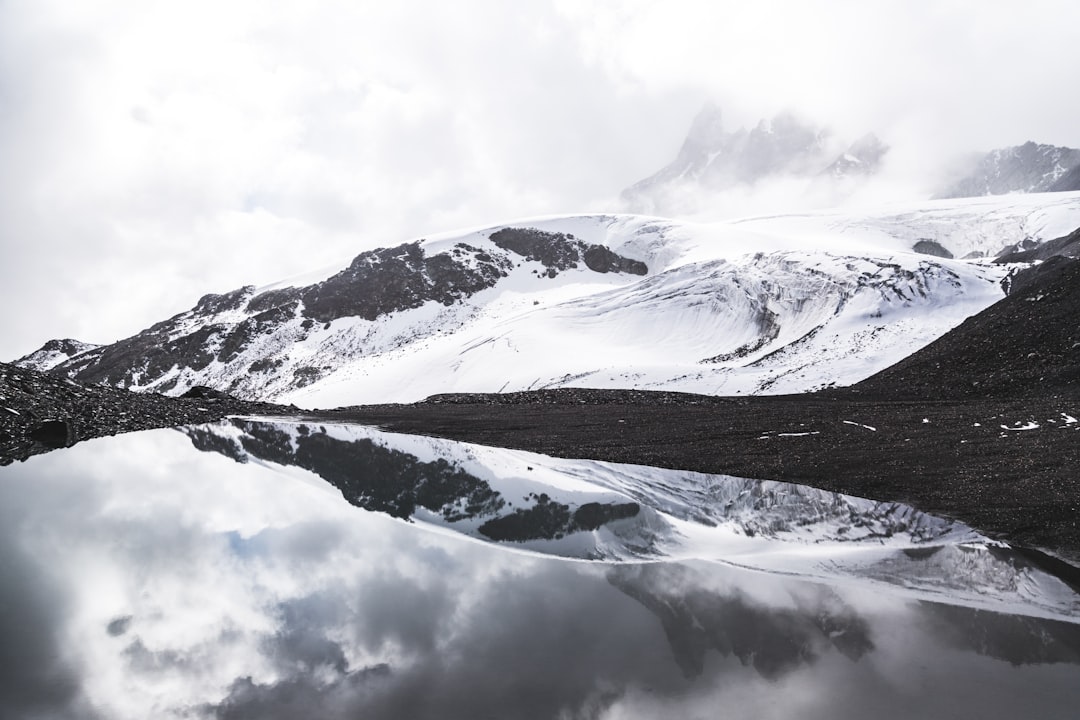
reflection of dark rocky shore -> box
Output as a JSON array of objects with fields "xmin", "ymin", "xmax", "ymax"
[{"xmin": 185, "ymin": 419, "xmax": 641, "ymax": 543}]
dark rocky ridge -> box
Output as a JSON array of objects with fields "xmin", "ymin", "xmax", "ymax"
[{"xmin": 22, "ymin": 228, "xmax": 646, "ymax": 396}]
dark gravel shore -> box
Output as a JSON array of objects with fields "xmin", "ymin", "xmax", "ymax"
[
  {"xmin": 0, "ymin": 362, "xmax": 294, "ymax": 465},
  {"xmin": 332, "ymin": 388, "xmax": 1080, "ymax": 566}
]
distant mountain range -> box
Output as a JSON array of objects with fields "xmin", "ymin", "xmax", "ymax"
[
  {"xmin": 935, "ymin": 142, "xmax": 1080, "ymax": 199},
  {"xmin": 621, "ymin": 104, "xmax": 1080, "ymax": 214}
]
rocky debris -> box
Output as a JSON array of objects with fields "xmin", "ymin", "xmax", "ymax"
[{"xmin": 0, "ymin": 361, "xmax": 294, "ymax": 465}]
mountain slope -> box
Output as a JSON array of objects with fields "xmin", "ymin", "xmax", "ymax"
[
  {"xmin": 17, "ymin": 194, "xmax": 1080, "ymax": 408},
  {"xmin": 851, "ymin": 254, "xmax": 1080, "ymax": 400}
]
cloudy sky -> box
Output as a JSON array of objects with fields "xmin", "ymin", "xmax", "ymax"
[{"xmin": 2, "ymin": 0, "xmax": 1079, "ymax": 359}]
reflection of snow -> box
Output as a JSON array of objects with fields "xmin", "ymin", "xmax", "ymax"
[
  {"xmin": 1001, "ymin": 421, "xmax": 1040, "ymax": 431},
  {"xmin": 842, "ymin": 420, "xmax": 876, "ymax": 431}
]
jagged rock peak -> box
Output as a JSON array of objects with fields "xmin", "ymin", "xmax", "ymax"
[
  {"xmin": 621, "ymin": 103, "xmax": 881, "ymax": 214},
  {"xmin": 678, "ymin": 101, "xmax": 727, "ymax": 160},
  {"xmin": 936, "ymin": 141, "xmax": 1080, "ymax": 199},
  {"xmin": 821, "ymin": 133, "xmax": 889, "ymax": 178}
]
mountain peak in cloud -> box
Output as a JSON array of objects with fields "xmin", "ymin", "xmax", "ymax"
[{"xmin": 621, "ymin": 104, "xmax": 874, "ymax": 215}]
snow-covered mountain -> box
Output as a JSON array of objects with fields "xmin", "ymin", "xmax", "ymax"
[
  {"xmin": 16, "ymin": 192, "xmax": 1080, "ymax": 408},
  {"xmin": 620, "ymin": 104, "xmax": 886, "ymax": 215},
  {"xmin": 937, "ymin": 141, "xmax": 1080, "ymax": 199}
]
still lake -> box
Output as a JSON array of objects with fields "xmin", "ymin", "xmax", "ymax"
[{"xmin": 2, "ymin": 418, "xmax": 1078, "ymax": 719}]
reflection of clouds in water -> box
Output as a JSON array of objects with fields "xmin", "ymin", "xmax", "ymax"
[
  {"xmin": 0, "ymin": 514, "xmax": 95, "ymax": 719},
  {"xmin": 0, "ymin": 428, "xmax": 1078, "ymax": 719}
]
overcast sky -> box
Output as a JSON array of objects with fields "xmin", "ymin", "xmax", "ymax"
[{"xmin": 2, "ymin": 0, "xmax": 1079, "ymax": 359}]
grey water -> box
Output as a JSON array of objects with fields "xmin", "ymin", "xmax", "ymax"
[{"xmin": 1, "ymin": 419, "xmax": 1078, "ymax": 720}]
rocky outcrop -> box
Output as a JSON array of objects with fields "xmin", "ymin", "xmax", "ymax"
[{"xmin": 936, "ymin": 142, "xmax": 1080, "ymax": 199}]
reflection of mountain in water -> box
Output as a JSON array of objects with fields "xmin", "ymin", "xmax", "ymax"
[
  {"xmin": 613, "ymin": 562, "xmax": 1080, "ymax": 682},
  {"xmin": 923, "ymin": 602, "xmax": 1080, "ymax": 666},
  {"xmin": 184, "ymin": 420, "xmax": 641, "ymax": 546},
  {"xmin": 608, "ymin": 563, "xmax": 873, "ymax": 679},
  {"xmin": 182, "ymin": 420, "xmax": 1080, "ymax": 620}
]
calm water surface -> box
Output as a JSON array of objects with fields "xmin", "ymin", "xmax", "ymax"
[{"xmin": 1, "ymin": 419, "xmax": 1078, "ymax": 719}]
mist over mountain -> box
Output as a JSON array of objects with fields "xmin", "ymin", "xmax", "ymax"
[
  {"xmin": 620, "ymin": 104, "xmax": 888, "ymax": 216},
  {"xmin": 936, "ymin": 142, "xmax": 1080, "ymax": 199},
  {"xmin": 621, "ymin": 104, "xmax": 1080, "ymax": 217}
]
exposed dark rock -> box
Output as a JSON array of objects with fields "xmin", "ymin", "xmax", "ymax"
[
  {"xmin": 913, "ymin": 239, "xmax": 954, "ymax": 259},
  {"xmin": 180, "ymin": 386, "xmax": 235, "ymax": 401},
  {"xmin": 581, "ymin": 245, "xmax": 647, "ymax": 275},
  {"xmin": 29, "ymin": 419, "xmax": 73, "ymax": 449},
  {"xmin": 333, "ymin": 248, "xmax": 1080, "ymax": 563},
  {"xmin": 14, "ymin": 338, "xmax": 101, "ymax": 371},
  {"xmin": 489, "ymin": 227, "xmax": 647, "ymax": 278}
]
